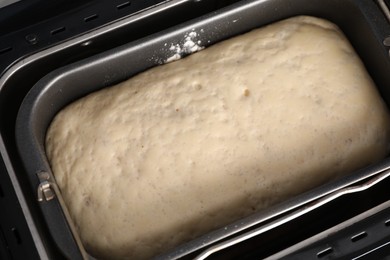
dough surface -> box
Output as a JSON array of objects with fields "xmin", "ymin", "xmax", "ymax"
[{"xmin": 45, "ymin": 16, "xmax": 390, "ymax": 259}]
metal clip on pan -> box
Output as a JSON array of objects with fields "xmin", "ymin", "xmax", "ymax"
[{"xmin": 36, "ymin": 171, "xmax": 55, "ymax": 202}]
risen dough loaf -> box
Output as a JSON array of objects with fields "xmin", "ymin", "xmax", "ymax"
[{"xmin": 46, "ymin": 16, "xmax": 390, "ymax": 259}]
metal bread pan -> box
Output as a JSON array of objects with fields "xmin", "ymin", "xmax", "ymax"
[{"xmin": 15, "ymin": 0, "xmax": 390, "ymax": 258}]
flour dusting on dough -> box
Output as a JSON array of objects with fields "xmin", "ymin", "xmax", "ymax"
[{"xmin": 165, "ymin": 30, "xmax": 204, "ymax": 63}]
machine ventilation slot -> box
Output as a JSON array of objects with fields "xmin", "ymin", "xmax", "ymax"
[
  {"xmin": 84, "ymin": 14, "xmax": 99, "ymax": 23},
  {"xmin": 51, "ymin": 27, "xmax": 66, "ymax": 35},
  {"xmin": 117, "ymin": 1, "xmax": 131, "ymax": 10},
  {"xmin": 11, "ymin": 227, "xmax": 22, "ymax": 245},
  {"xmin": 317, "ymin": 247, "xmax": 333, "ymax": 258},
  {"xmin": 0, "ymin": 47, "xmax": 12, "ymax": 55},
  {"xmin": 385, "ymin": 219, "xmax": 390, "ymax": 227},
  {"xmin": 351, "ymin": 231, "xmax": 367, "ymax": 242}
]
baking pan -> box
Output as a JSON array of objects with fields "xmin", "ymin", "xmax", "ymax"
[{"xmin": 14, "ymin": 0, "xmax": 390, "ymax": 258}]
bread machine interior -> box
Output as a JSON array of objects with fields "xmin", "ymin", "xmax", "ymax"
[{"xmin": 3, "ymin": 0, "xmax": 390, "ymax": 259}]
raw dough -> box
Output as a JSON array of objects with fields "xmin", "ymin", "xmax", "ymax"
[{"xmin": 45, "ymin": 16, "xmax": 390, "ymax": 259}]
